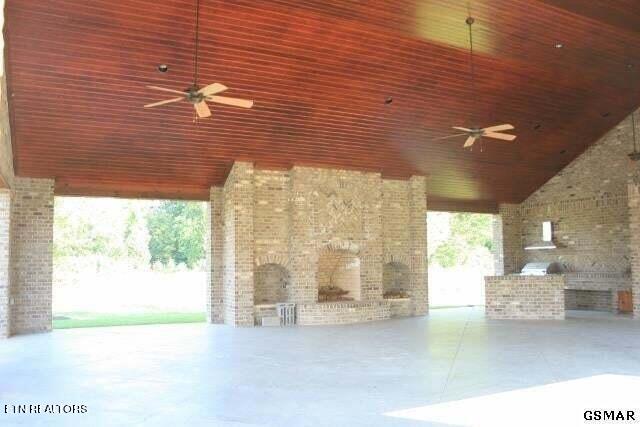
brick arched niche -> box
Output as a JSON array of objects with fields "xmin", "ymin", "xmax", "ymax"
[
  {"xmin": 383, "ymin": 262, "xmax": 410, "ymax": 299},
  {"xmin": 317, "ymin": 248, "xmax": 361, "ymax": 302},
  {"xmin": 254, "ymin": 263, "xmax": 291, "ymax": 304}
]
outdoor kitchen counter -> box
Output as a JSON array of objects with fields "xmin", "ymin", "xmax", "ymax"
[{"xmin": 484, "ymin": 275, "xmax": 566, "ymax": 320}]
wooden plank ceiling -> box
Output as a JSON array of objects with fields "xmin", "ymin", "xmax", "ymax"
[{"xmin": 5, "ymin": 0, "xmax": 640, "ymax": 209}]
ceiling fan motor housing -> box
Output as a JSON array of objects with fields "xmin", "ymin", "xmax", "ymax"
[{"xmin": 186, "ymin": 89, "xmax": 204, "ymax": 104}]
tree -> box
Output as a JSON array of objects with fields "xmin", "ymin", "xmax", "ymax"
[
  {"xmin": 147, "ymin": 201, "xmax": 206, "ymax": 269},
  {"xmin": 450, "ymin": 213, "xmax": 493, "ymax": 252},
  {"xmin": 122, "ymin": 205, "xmax": 151, "ymax": 267},
  {"xmin": 429, "ymin": 212, "xmax": 493, "ymax": 269}
]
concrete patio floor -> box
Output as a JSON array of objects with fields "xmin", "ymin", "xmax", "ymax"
[{"xmin": 1, "ymin": 307, "xmax": 640, "ymax": 426}]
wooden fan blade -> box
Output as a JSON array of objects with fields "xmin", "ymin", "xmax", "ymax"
[
  {"xmin": 144, "ymin": 97, "xmax": 184, "ymax": 108},
  {"xmin": 434, "ymin": 133, "xmax": 468, "ymax": 141},
  {"xmin": 463, "ymin": 136, "xmax": 477, "ymax": 148},
  {"xmin": 452, "ymin": 126, "xmax": 472, "ymax": 132},
  {"xmin": 198, "ymin": 83, "xmax": 228, "ymax": 96},
  {"xmin": 207, "ymin": 96, "xmax": 254, "ymax": 109},
  {"xmin": 194, "ymin": 101, "xmax": 212, "ymax": 118},
  {"xmin": 484, "ymin": 132, "xmax": 516, "ymax": 141},
  {"xmin": 483, "ymin": 124, "xmax": 514, "ymax": 132},
  {"xmin": 147, "ymin": 85, "xmax": 187, "ymax": 95}
]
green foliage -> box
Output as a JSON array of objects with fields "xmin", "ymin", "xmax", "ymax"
[
  {"xmin": 54, "ymin": 205, "xmax": 119, "ymax": 259},
  {"xmin": 147, "ymin": 201, "xmax": 206, "ymax": 269},
  {"xmin": 429, "ymin": 213, "xmax": 493, "ymax": 269},
  {"xmin": 431, "ymin": 240, "xmax": 464, "ymax": 268},
  {"xmin": 54, "ymin": 197, "xmax": 205, "ymax": 272},
  {"xmin": 450, "ymin": 213, "xmax": 493, "ymax": 252},
  {"xmin": 123, "ymin": 209, "xmax": 150, "ymax": 265}
]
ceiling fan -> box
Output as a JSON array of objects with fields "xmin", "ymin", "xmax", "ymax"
[
  {"xmin": 144, "ymin": 0, "xmax": 253, "ymax": 119},
  {"xmin": 435, "ymin": 16, "xmax": 516, "ymax": 148}
]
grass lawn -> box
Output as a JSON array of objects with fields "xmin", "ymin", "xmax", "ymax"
[{"xmin": 53, "ymin": 312, "xmax": 206, "ymax": 329}]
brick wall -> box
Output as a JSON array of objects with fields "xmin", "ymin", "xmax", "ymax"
[
  {"xmin": 628, "ymin": 174, "xmax": 640, "ymax": 316},
  {"xmin": 382, "ymin": 180, "xmax": 411, "ymax": 264},
  {"xmin": 388, "ymin": 298, "xmax": 412, "ymax": 318},
  {"xmin": 207, "ymin": 162, "xmax": 429, "ymax": 326},
  {"xmin": 485, "ymin": 275, "xmax": 566, "ymax": 320},
  {"xmin": 297, "ymin": 300, "xmax": 391, "ymax": 325},
  {"xmin": 493, "ymin": 110, "xmax": 640, "ymax": 313},
  {"xmin": 288, "ymin": 167, "xmax": 385, "ymax": 303},
  {"xmin": 222, "ymin": 162, "xmax": 255, "ymax": 326},
  {"xmin": 254, "ymin": 263, "xmax": 289, "ymax": 304},
  {"xmin": 493, "ymin": 204, "xmax": 522, "ymax": 275},
  {"xmin": 564, "ymin": 289, "xmax": 612, "ymax": 312},
  {"xmin": 0, "ymin": 76, "xmax": 14, "ymax": 189},
  {"xmin": 297, "ymin": 298, "xmax": 412, "ymax": 325},
  {"xmin": 0, "ymin": 190, "xmax": 10, "ymax": 337},
  {"xmin": 10, "ymin": 178, "xmax": 54, "ymax": 334},
  {"xmin": 382, "ymin": 262, "xmax": 410, "ymax": 295},
  {"xmin": 409, "ymin": 176, "xmax": 428, "ymax": 315},
  {"xmin": 519, "ymin": 113, "xmax": 633, "ymax": 275},
  {"xmin": 206, "ymin": 187, "xmax": 224, "ymax": 323},
  {"xmin": 254, "ymin": 169, "xmax": 290, "ymax": 268}
]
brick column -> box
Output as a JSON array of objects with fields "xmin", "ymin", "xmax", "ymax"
[
  {"xmin": 0, "ymin": 190, "xmax": 10, "ymax": 338},
  {"xmin": 628, "ymin": 177, "xmax": 640, "ymax": 318},
  {"xmin": 288, "ymin": 167, "xmax": 317, "ymax": 304},
  {"xmin": 206, "ymin": 187, "xmax": 224, "ymax": 324},
  {"xmin": 360, "ymin": 173, "xmax": 383, "ymax": 301},
  {"xmin": 10, "ymin": 178, "xmax": 54, "ymax": 334},
  {"xmin": 494, "ymin": 204, "xmax": 523, "ymax": 275},
  {"xmin": 222, "ymin": 162, "xmax": 254, "ymax": 326},
  {"xmin": 408, "ymin": 175, "xmax": 428, "ymax": 315}
]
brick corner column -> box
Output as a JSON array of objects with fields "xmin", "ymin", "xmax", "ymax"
[
  {"xmin": 0, "ymin": 189, "xmax": 10, "ymax": 338},
  {"xmin": 222, "ymin": 162, "xmax": 255, "ymax": 326},
  {"xmin": 206, "ymin": 186, "xmax": 224, "ymax": 324},
  {"xmin": 494, "ymin": 203, "xmax": 523, "ymax": 275},
  {"xmin": 409, "ymin": 175, "xmax": 428, "ymax": 315},
  {"xmin": 627, "ymin": 177, "xmax": 640, "ymax": 318},
  {"xmin": 10, "ymin": 177, "xmax": 54, "ymax": 335}
]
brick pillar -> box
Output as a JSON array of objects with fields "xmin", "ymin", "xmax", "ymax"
[
  {"xmin": 222, "ymin": 162, "xmax": 254, "ymax": 326},
  {"xmin": 494, "ymin": 204, "xmax": 523, "ymax": 275},
  {"xmin": 0, "ymin": 190, "xmax": 10, "ymax": 338},
  {"xmin": 627, "ymin": 177, "xmax": 640, "ymax": 318},
  {"xmin": 360, "ymin": 173, "xmax": 383, "ymax": 301},
  {"xmin": 288, "ymin": 167, "xmax": 317, "ymax": 304},
  {"xmin": 10, "ymin": 178, "xmax": 54, "ymax": 334},
  {"xmin": 206, "ymin": 187, "xmax": 224, "ymax": 324},
  {"xmin": 492, "ymin": 214, "xmax": 505, "ymax": 276},
  {"xmin": 408, "ymin": 175, "xmax": 428, "ymax": 315}
]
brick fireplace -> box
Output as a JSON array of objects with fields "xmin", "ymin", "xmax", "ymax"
[{"xmin": 207, "ymin": 162, "xmax": 428, "ymax": 326}]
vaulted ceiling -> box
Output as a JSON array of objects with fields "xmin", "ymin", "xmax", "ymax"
[{"xmin": 5, "ymin": 0, "xmax": 640, "ymax": 210}]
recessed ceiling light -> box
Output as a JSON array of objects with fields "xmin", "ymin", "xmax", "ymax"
[
  {"xmin": 554, "ymin": 43, "xmax": 564, "ymax": 49},
  {"xmin": 157, "ymin": 64, "xmax": 169, "ymax": 73},
  {"xmin": 384, "ymin": 97, "xmax": 393, "ymax": 105}
]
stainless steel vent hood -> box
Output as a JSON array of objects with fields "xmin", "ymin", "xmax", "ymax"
[{"xmin": 524, "ymin": 221, "xmax": 557, "ymax": 250}]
